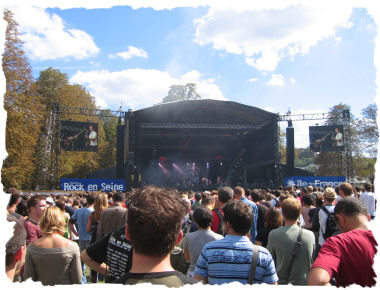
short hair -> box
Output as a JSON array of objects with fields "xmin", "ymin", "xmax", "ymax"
[
  {"xmin": 264, "ymin": 207, "xmax": 283, "ymax": 228},
  {"xmin": 218, "ymin": 187, "xmax": 234, "ymax": 203},
  {"xmin": 193, "ymin": 206, "xmax": 213, "ymax": 228},
  {"xmin": 113, "ymin": 192, "xmax": 124, "ymax": 203},
  {"xmin": 8, "ymin": 192, "xmax": 20, "ymax": 208},
  {"xmin": 223, "ymin": 200, "xmax": 252, "ymax": 235},
  {"xmin": 6, "ymin": 215, "xmax": 26, "ymax": 267},
  {"xmin": 363, "ymin": 182, "xmax": 372, "ymax": 192},
  {"xmin": 86, "ymin": 194, "xmax": 96, "ymax": 205},
  {"xmin": 26, "ymin": 195, "xmax": 46, "ymax": 211},
  {"xmin": 39, "ymin": 206, "xmax": 66, "ymax": 234},
  {"xmin": 234, "ymin": 186, "xmax": 245, "ymax": 196},
  {"xmin": 282, "ymin": 198, "xmax": 301, "ymax": 221},
  {"xmin": 194, "ymin": 192, "xmax": 202, "ymax": 201},
  {"xmin": 334, "ymin": 197, "xmax": 368, "ymax": 217},
  {"xmin": 127, "ymin": 186, "xmax": 186, "ymax": 256},
  {"xmin": 250, "ymin": 189, "xmax": 262, "ymax": 202},
  {"xmin": 302, "ymin": 194, "xmax": 315, "ymax": 207},
  {"xmin": 306, "ymin": 185, "xmax": 313, "ymax": 193},
  {"xmin": 274, "ymin": 190, "xmax": 281, "ymax": 197},
  {"xmin": 339, "ymin": 182, "xmax": 353, "ymax": 197}
]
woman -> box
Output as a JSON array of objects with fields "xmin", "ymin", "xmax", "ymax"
[
  {"xmin": 255, "ymin": 207, "xmax": 283, "ymax": 248},
  {"xmin": 86, "ymin": 192, "xmax": 108, "ymax": 282},
  {"xmin": 23, "ymin": 206, "xmax": 82, "ymax": 285},
  {"xmin": 301, "ymin": 194, "xmax": 316, "ymax": 230}
]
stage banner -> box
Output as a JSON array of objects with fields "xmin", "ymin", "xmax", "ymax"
[
  {"xmin": 309, "ymin": 125, "xmax": 345, "ymax": 153},
  {"xmin": 60, "ymin": 178, "xmax": 126, "ymax": 191},
  {"xmin": 285, "ymin": 176, "xmax": 346, "ymax": 188},
  {"xmin": 60, "ymin": 120, "xmax": 98, "ymax": 152}
]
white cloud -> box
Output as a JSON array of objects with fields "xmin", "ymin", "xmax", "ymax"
[
  {"xmin": 290, "ymin": 77, "xmax": 296, "ymax": 83},
  {"xmin": 108, "ymin": 46, "xmax": 148, "ymax": 60},
  {"xmin": 10, "ymin": 6, "xmax": 99, "ymax": 60},
  {"xmin": 70, "ymin": 69, "xmax": 226, "ymax": 109},
  {"xmin": 249, "ymin": 78, "xmax": 259, "ymax": 82},
  {"xmin": 267, "ymin": 74, "xmax": 285, "ymax": 87},
  {"xmin": 193, "ymin": 3, "xmax": 354, "ymax": 71}
]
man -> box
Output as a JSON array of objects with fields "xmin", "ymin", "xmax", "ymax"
[
  {"xmin": 267, "ymin": 197, "xmax": 315, "ymax": 285},
  {"xmin": 6, "ymin": 215, "xmax": 27, "ymax": 282},
  {"xmin": 69, "ymin": 194, "xmax": 95, "ymax": 284},
  {"xmin": 317, "ymin": 187, "xmax": 336, "ymax": 253},
  {"xmin": 359, "ymin": 182, "xmax": 376, "ymax": 220},
  {"xmin": 308, "ymin": 197, "xmax": 377, "ymax": 287},
  {"xmin": 183, "ymin": 206, "xmax": 223, "ymax": 278},
  {"xmin": 81, "ymin": 226, "xmax": 133, "ymax": 283},
  {"xmin": 97, "ymin": 192, "xmax": 128, "ymax": 239},
  {"xmin": 24, "ymin": 195, "xmax": 47, "ymax": 245},
  {"xmin": 333, "ymin": 127, "xmax": 343, "ymax": 147},
  {"xmin": 87, "ymin": 125, "xmax": 97, "ymax": 149},
  {"xmin": 115, "ymin": 186, "xmax": 198, "ymax": 286},
  {"xmin": 194, "ymin": 200, "xmax": 278, "ymax": 285},
  {"xmin": 234, "ymin": 186, "xmax": 258, "ymax": 242},
  {"xmin": 210, "ymin": 187, "xmax": 234, "ymax": 235},
  {"xmin": 339, "ymin": 182, "xmax": 353, "ymax": 198}
]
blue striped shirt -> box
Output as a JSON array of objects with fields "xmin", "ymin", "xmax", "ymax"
[{"xmin": 194, "ymin": 235, "xmax": 278, "ymax": 285}]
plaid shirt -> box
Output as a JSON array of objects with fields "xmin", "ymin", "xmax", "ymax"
[{"xmin": 24, "ymin": 218, "xmax": 42, "ymax": 245}]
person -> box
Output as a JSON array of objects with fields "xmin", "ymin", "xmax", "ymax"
[
  {"xmin": 359, "ymin": 182, "xmax": 376, "ymax": 220},
  {"xmin": 338, "ymin": 182, "xmax": 353, "ymax": 199},
  {"xmin": 267, "ymin": 197, "xmax": 315, "ymax": 285},
  {"xmin": 69, "ymin": 194, "xmax": 95, "ymax": 283},
  {"xmin": 114, "ymin": 186, "xmax": 198, "ymax": 286},
  {"xmin": 23, "ymin": 206, "xmax": 82, "ymax": 285},
  {"xmin": 234, "ymin": 186, "xmax": 258, "ymax": 242},
  {"xmin": 194, "ymin": 200, "xmax": 278, "ymax": 285},
  {"xmin": 317, "ymin": 187, "xmax": 336, "ymax": 253},
  {"xmin": 24, "ymin": 195, "xmax": 47, "ymax": 245},
  {"xmin": 6, "ymin": 191, "xmax": 25, "ymax": 224},
  {"xmin": 333, "ymin": 127, "xmax": 343, "ymax": 147},
  {"xmin": 97, "ymin": 192, "xmax": 127, "ymax": 239},
  {"xmin": 86, "ymin": 125, "xmax": 97, "ymax": 150},
  {"xmin": 182, "ymin": 206, "xmax": 223, "ymax": 278},
  {"xmin": 301, "ymin": 194, "xmax": 315, "ymax": 230},
  {"xmin": 255, "ymin": 207, "xmax": 283, "ymax": 248},
  {"xmin": 308, "ymin": 197, "xmax": 377, "ymax": 287},
  {"xmin": 86, "ymin": 193, "xmax": 109, "ymax": 282},
  {"xmin": 210, "ymin": 187, "xmax": 234, "ymax": 235},
  {"xmin": 81, "ymin": 226, "xmax": 133, "ymax": 283},
  {"xmin": 6, "ymin": 215, "xmax": 27, "ymax": 282},
  {"xmin": 250, "ymin": 189, "xmax": 269, "ymax": 235}
]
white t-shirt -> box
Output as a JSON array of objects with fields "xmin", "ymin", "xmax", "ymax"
[
  {"xmin": 89, "ymin": 130, "xmax": 97, "ymax": 146},
  {"xmin": 360, "ymin": 191, "xmax": 376, "ymax": 217},
  {"xmin": 335, "ymin": 132, "xmax": 343, "ymax": 146},
  {"xmin": 318, "ymin": 204, "xmax": 335, "ymax": 246}
]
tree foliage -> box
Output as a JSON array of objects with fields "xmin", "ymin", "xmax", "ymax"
[
  {"xmin": 2, "ymin": 9, "xmax": 43, "ymax": 189},
  {"xmin": 162, "ymin": 83, "xmax": 201, "ymax": 103}
]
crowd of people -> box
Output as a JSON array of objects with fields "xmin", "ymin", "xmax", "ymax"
[{"xmin": 5, "ymin": 181, "xmax": 377, "ymax": 287}]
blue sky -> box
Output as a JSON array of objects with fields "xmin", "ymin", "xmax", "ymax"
[{"xmin": 2, "ymin": 1, "xmax": 379, "ymax": 148}]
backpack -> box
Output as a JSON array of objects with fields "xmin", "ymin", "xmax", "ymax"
[
  {"xmin": 214, "ymin": 208, "xmax": 226, "ymax": 236},
  {"xmin": 310, "ymin": 208, "xmax": 320, "ymax": 232},
  {"xmin": 321, "ymin": 206, "xmax": 339, "ymax": 240},
  {"xmin": 273, "ymin": 198, "xmax": 280, "ymax": 208}
]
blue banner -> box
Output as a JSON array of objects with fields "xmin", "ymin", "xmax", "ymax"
[
  {"xmin": 284, "ymin": 176, "xmax": 346, "ymax": 188},
  {"xmin": 60, "ymin": 178, "xmax": 126, "ymax": 192}
]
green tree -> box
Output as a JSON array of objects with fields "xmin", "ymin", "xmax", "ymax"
[
  {"xmin": 356, "ymin": 104, "xmax": 378, "ymax": 157},
  {"xmin": 162, "ymin": 83, "xmax": 201, "ymax": 103},
  {"xmin": 2, "ymin": 9, "xmax": 43, "ymax": 189}
]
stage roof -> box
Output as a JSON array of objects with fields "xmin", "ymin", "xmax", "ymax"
[{"xmin": 133, "ymin": 99, "xmax": 277, "ymax": 125}]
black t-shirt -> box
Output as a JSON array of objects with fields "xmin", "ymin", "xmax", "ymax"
[
  {"xmin": 86, "ymin": 226, "xmax": 133, "ymax": 282},
  {"xmin": 256, "ymin": 203, "xmax": 268, "ymax": 234},
  {"xmin": 256, "ymin": 226, "xmax": 276, "ymax": 248},
  {"xmin": 113, "ymin": 271, "xmax": 198, "ymax": 287}
]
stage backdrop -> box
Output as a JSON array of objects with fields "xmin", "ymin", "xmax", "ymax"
[
  {"xmin": 60, "ymin": 120, "xmax": 98, "ymax": 152},
  {"xmin": 309, "ymin": 125, "xmax": 344, "ymax": 153}
]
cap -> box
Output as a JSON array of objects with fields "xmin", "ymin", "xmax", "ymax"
[
  {"xmin": 46, "ymin": 197, "xmax": 55, "ymax": 205},
  {"xmin": 323, "ymin": 187, "xmax": 336, "ymax": 200}
]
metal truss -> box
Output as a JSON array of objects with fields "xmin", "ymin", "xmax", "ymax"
[
  {"xmin": 139, "ymin": 123, "xmax": 264, "ymax": 130},
  {"xmin": 278, "ymin": 112, "xmax": 330, "ymax": 122}
]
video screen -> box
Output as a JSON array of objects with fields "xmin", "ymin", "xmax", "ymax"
[
  {"xmin": 309, "ymin": 125, "xmax": 344, "ymax": 153},
  {"xmin": 60, "ymin": 121, "xmax": 98, "ymax": 152}
]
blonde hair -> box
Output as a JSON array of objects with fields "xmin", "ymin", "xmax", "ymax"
[
  {"xmin": 39, "ymin": 206, "xmax": 66, "ymax": 234},
  {"xmin": 94, "ymin": 193, "xmax": 109, "ymax": 221}
]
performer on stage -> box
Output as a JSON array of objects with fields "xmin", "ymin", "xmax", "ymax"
[
  {"xmin": 85, "ymin": 125, "xmax": 97, "ymax": 151},
  {"xmin": 333, "ymin": 127, "xmax": 343, "ymax": 147}
]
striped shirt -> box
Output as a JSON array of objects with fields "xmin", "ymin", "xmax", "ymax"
[{"xmin": 194, "ymin": 235, "xmax": 278, "ymax": 285}]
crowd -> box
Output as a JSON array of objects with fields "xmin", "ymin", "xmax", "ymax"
[{"xmin": 5, "ymin": 181, "xmax": 377, "ymax": 287}]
